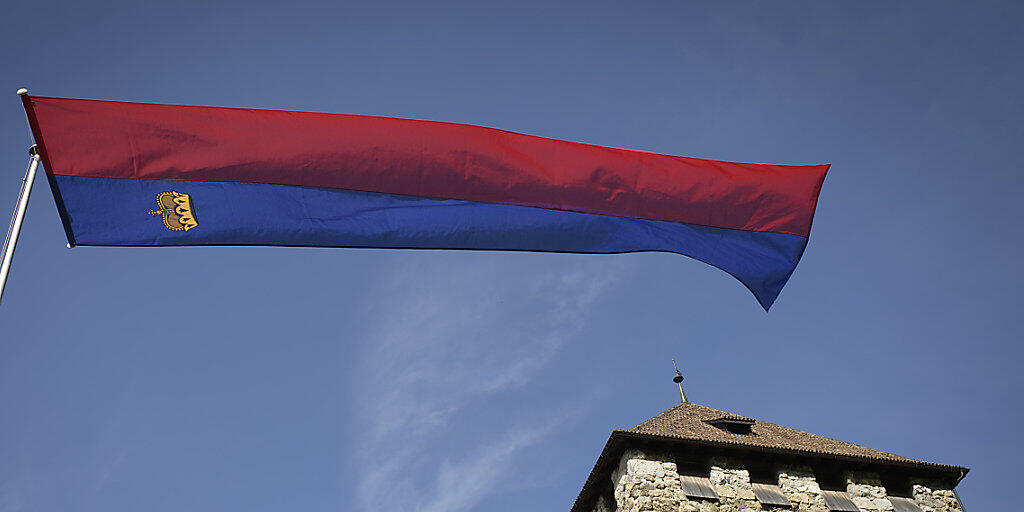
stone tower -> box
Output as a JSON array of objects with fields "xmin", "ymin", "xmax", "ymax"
[{"xmin": 570, "ymin": 402, "xmax": 968, "ymax": 512}]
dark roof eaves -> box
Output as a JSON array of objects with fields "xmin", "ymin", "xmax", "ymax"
[
  {"xmin": 568, "ymin": 433, "xmax": 623, "ymax": 512},
  {"xmin": 615, "ymin": 430, "xmax": 969, "ymax": 474}
]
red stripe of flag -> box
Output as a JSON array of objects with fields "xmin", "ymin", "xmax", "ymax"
[{"xmin": 25, "ymin": 96, "xmax": 828, "ymax": 237}]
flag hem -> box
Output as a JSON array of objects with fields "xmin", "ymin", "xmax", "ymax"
[{"xmin": 21, "ymin": 94, "xmax": 77, "ymax": 248}]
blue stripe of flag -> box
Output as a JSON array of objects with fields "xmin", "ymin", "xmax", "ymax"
[{"xmin": 54, "ymin": 175, "xmax": 808, "ymax": 309}]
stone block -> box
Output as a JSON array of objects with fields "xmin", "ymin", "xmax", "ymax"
[
  {"xmin": 630, "ymin": 459, "xmax": 665, "ymax": 477},
  {"xmin": 716, "ymin": 485, "xmax": 737, "ymax": 498}
]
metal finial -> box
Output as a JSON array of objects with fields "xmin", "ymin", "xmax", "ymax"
[
  {"xmin": 672, "ymin": 358, "xmax": 688, "ymax": 403},
  {"xmin": 16, "ymin": 88, "xmax": 28, "ymax": 96}
]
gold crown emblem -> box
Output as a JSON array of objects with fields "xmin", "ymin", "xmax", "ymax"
[{"xmin": 148, "ymin": 191, "xmax": 198, "ymax": 231}]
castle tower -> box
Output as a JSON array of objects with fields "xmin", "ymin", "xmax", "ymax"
[{"xmin": 571, "ymin": 401, "xmax": 968, "ymax": 512}]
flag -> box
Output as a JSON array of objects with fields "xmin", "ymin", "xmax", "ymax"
[{"xmin": 21, "ymin": 95, "xmax": 828, "ymax": 310}]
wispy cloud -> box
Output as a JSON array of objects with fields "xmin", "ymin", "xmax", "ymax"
[
  {"xmin": 420, "ymin": 418, "xmax": 563, "ymax": 512},
  {"xmin": 351, "ymin": 253, "xmax": 622, "ymax": 512},
  {"xmin": 93, "ymin": 446, "xmax": 128, "ymax": 493}
]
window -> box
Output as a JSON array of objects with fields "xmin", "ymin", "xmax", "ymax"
[
  {"xmin": 814, "ymin": 469, "xmax": 847, "ymax": 492},
  {"xmin": 679, "ymin": 475, "xmax": 719, "ymax": 500},
  {"xmin": 704, "ymin": 417, "xmax": 755, "ymax": 435},
  {"xmin": 747, "ymin": 465, "xmax": 778, "ymax": 484},
  {"xmin": 747, "ymin": 466, "xmax": 788, "ymax": 507},
  {"xmin": 821, "ymin": 490, "xmax": 860, "ymax": 512},
  {"xmin": 881, "ymin": 474, "xmax": 913, "ymax": 498},
  {"xmin": 751, "ymin": 482, "xmax": 791, "ymax": 507},
  {"xmin": 889, "ymin": 497, "xmax": 922, "ymax": 512},
  {"xmin": 675, "ymin": 459, "xmax": 718, "ymax": 500}
]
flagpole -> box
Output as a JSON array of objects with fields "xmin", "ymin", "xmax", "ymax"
[{"xmin": 0, "ymin": 144, "xmax": 41, "ymax": 305}]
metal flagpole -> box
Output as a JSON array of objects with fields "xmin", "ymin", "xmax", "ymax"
[{"xmin": 0, "ymin": 144, "xmax": 41, "ymax": 305}]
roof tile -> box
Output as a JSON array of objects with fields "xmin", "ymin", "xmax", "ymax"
[{"xmin": 630, "ymin": 402, "xmax": 947, "ymax": 466}]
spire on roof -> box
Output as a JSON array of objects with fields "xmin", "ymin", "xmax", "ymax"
[{"xmin": 672, "ymin": 358, "xmax": 688, "ymax": 404}]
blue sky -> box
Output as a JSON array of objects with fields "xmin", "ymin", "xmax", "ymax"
[{"xmin": 0, "ymin": 1, "xmax": 1020, "ymax": 511}]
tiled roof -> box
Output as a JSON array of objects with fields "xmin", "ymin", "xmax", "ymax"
[{"xmin": 630, "ymin": 402, "xmax": 960, "ymax": 468}]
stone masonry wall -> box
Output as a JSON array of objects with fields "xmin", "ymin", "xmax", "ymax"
[
  {"xmin": 608, "ymin": 449, "xmax": 686, "ymax": 512},
  {"xmin": 706, "ymin": 458, "xmax": 759, "ymax": 512},
  {"xmin": 588, "ymin": 449, "xmax": 963, "ymax": 512},
  {"xmin": 777, "ymin": 465, "xmax": 827, "ymax": 512},
  {"xmin": 911, "ymin": 479, "xmax": 963, "ymax": 512},
  {"xmin": 846, "ymin": 472, "xmax": 892, "ymax": 512}
]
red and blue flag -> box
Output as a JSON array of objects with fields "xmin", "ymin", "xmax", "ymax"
[{"xmin": 22, "ymin": 95, "xmax": 828, "ymax": 310}]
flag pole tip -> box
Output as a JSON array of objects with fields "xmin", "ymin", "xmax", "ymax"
[{"xmin": 16, "ymin": 88, "xmax": 28, "ymax": 96}]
